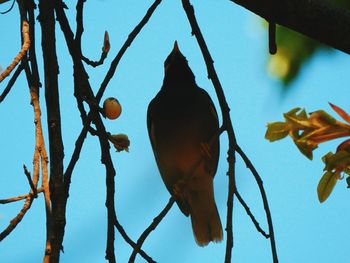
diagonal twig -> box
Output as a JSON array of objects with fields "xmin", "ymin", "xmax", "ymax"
[
  {"xmin": 235, "ymin": 189, "xmax": 269, "ymax": 238},
  {"xmin": 0, "ymin": 21, "xmax": 30, "ymax": 83},
  {"xmin": 129, "ymin": 197, "xmax": 175, "ymax": 263},
  {"xmin": 0, "ymin": 64, "xmax": 23, "ymax": 103},
  {"xmin": 0, "ymin": 187, "xmax": 44, "ymax": 204},
  {"xmin": 235, "ymin": 144, "xmax": 278, "ymax": 262},
  {"xmin": 114, "ymin": 217, "xmax": 156, "ymax": 263},
  {"xmin": 23, "ymin": 164, "xmax": 37, "ymax": 197}
]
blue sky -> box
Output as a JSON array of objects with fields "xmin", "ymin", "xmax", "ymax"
[{"xmin": 0, "ymin": 1, "xmax": 349, "ymax": 262}]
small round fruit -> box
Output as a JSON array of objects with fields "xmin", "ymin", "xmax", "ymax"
[{"xmin": 103, "ymin": 97, "xmax": 122, "ymax": 120}]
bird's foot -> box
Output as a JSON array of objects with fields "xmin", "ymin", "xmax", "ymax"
[
  {"xmin": 173, "ymin": 180, "xmax": 187, "ymax": 201},
  {"xmin": 200, "ymin": 142, "xmax": 212, "ymax": 159}
]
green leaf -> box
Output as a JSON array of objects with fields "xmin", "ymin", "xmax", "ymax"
[
  {"xmin": 265, "ymin": 122, "xmax": 290, "ymax": 142},
  {"xmin": 285, "ymin": 107, "xmax": 302, "ymax": 117},
  {"xmin": 317, "ymin": 171, "xmax": 338, "ymax": 203},
  {"xmin": 322, "ymin": 150, "xmax": 350, "ymax": 172},
  {"xmin": 294, "ymin": 140, "xmax": 316, "ymax": 160}
]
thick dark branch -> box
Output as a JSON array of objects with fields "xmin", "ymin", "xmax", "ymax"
[
  {"xmin": 38, "ymin": 1, "xmax": 65, "ymax": 262},
  {"xmin": 230, "ymin": 0, "xmax": 350, "ymax": 54},
  {"xmin": 55, "ymin": 2, "xmax": 118, "ymax": 262},
  {"xmin": 128, "ymin": 198, "xmax": 175, "ymax": 263}
]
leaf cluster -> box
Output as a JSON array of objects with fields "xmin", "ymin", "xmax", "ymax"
[{"xmin": 265, "ymin": 103, "xmax": 350, "ymax": 202}]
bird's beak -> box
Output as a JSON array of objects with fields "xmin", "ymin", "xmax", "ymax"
[{"xmin": 173, "ymin": 40, "xmax": 180, "ymax": 53}]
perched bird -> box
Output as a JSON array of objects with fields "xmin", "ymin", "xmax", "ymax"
[{"xmin": 147, "ymin": 41, "xmax": 222, "ymax": 246}]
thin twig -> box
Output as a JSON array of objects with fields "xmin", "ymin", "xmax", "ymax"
[
  {"xmin": 0, "ymin": 21, "xmax": 30, "ymax": 82},
  {"xmin": 0, "ymin": 187, "xmax": 44, "ymax": 204},
  {"xmin": 0, "ymin": 64, "xmax": 23, "ymax": 103},
  {"xmin": 82, "ymin": 53, "xmax": 107, "ymax": 67},
  {"xmin": 23, "ymin": 164, "xmax": 37, "ymax": 197},
  {"xmin": 181, "ymin": 1, "xmax": 238, "ymax": 262},
  {"xmin": 235, "ymin": 189, "xmax": 269, "ymax": 238},
  {"xmin": 0, "ymin": 0, "xmax": 15, "ymax": 14},
  {"xmin": 0, "ymin": 195, "xmax": 35, "ymax": 241},
  {"xmin": 95, "ymin": 0, "xmax": 162, "ymax": 102},
  {"xmin": 56, "ymin": 2, "xmax": 162, "ymax": 261},
  {"xmin": 55, "ymin": 2, "xmax": 117, "ymax": 261},
  {"xmin": 235, "ymin": 144, "xmax": 278, "ymax": 262},
  {"xmin": 113, "ymin": 218, "xmax": 156, "ymax": 263},
  {"xmin": 128, "ymin": 198, "xmax": 175, "ymax": 263}
]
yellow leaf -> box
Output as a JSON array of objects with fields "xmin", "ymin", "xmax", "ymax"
[
  {"xmin": 265, "ymin": 122, "xmax": 289, "ymax": 142},
  {"xmin": 317, "ymin": 171, "xmax": 338, "ymax": 203}
]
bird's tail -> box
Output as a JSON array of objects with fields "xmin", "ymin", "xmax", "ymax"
[{"xmin": 186, "ymin": 176, "xmax": 223, "ymax": 246}]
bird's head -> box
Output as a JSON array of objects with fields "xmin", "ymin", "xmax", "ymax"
[{"xmin": 162, "ymin": 41, "xmax": 196, "ymax": 88}]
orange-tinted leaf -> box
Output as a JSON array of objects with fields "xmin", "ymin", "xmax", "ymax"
[
  {"xmin": 337, "ymin": 139, "xmax": 350, "ymax": 153},
  {"xmin": 309, "ymin": 110, "xmax": 336, "ymax": 127},
  {"xmin": 329, "ymin": 102, "xmax": 350, "ymax": 124}
]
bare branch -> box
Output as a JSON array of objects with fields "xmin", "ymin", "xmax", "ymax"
[
  {"xmin": 23, "ymin": 164, "xmax": 37, "ymax": 197},
  {"xmin": 0, "ymin": 21, "xmax": 30, "ymax": 82},
  {"xmin": 95, "ymin": 0, "xmax": 162, "ymax": 102},
  {"xmin": 0, "ymin": 64, "xmax": 23, "ymax": 103},
  {"xmin": 235, "ymin": 189, "xmax": 269, "ymax": 238},
  {"xmin": 113, "ymin": 218, "xmax": 156, "ymax": 263},
  {"xmin": 0, "ymin": 187, "xmax": 44, "ymax": 204},
  {"xmin": 129, "ymin": 198, "xmax": 175, "ymax": 263},
  {"xmin": 0, "ymin": 195, "xmax": 36, "ymax": 241},
  {"xmin": 235, "ymin": 144, "xmax": 278, "ymax": 262},
  {"xmin": 180, "ymin": 1, "xmax": 239, "ymax": 261},
  {"xmin": 38, "ymin": 0, "xmax": 64, "ymax": 261}
]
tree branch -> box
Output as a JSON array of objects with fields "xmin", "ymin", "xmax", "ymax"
[
  {"xmin": 181, "ymin": 1, "xmax": 238, "ymax": 261},
  {"xmin": 38, "ymin": 1, "xmax": 65, "ymax": 261},
  {"xmin": 129, "ymin": 198, "xmax": 175, "ymax": 263},
  {"xmin": 235, "ymin": 144, "xmax": 278, "ymax": 262},
  {"xmin": 0, "ymin": 64, "xmax": 23, "ymax": 103},
  {"xmin": 113, "ymin": 218, "xmax": 155, "ymax": 263},
  {"xmin": 235, "ymin": 189, "xmax": 269, "ymax": 238},
  {"xmin": 230, "ymin": 0, "xmax": 350, "ymax": 55},
  {"xmin": 0, "ymin": 188, "xmax": 44, "ymax": 204}
]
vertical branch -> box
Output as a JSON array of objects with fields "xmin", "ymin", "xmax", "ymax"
[
  {"xmin": 55, "ymin": 1, "xmax": 162, "ymax": 261},
  {"xmin": 55, "ymin": 2, "xmax": 117, "ymax": 261},
  {"xmin": 26, "ymin": 0, "xmax": 41, "ymax": 93},
  {"xmin": 38, "ymin": 1, "xmax": 65, "ymax": 262},
  {"xmin": 30, "ymin": 87, "xmax": 52, "ymax": 263},
  {"xmin": 181, "ymin": 1, "xmax": 278, "ymax": 262},
  {"xmin": 181, "ymin": 1, "xmax": 238, "ymax": 261}
]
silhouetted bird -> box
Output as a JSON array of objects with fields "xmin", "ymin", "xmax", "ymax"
[{"xmin": 147, "ymin": 41, "xmax": 222, "ymax": 246}]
